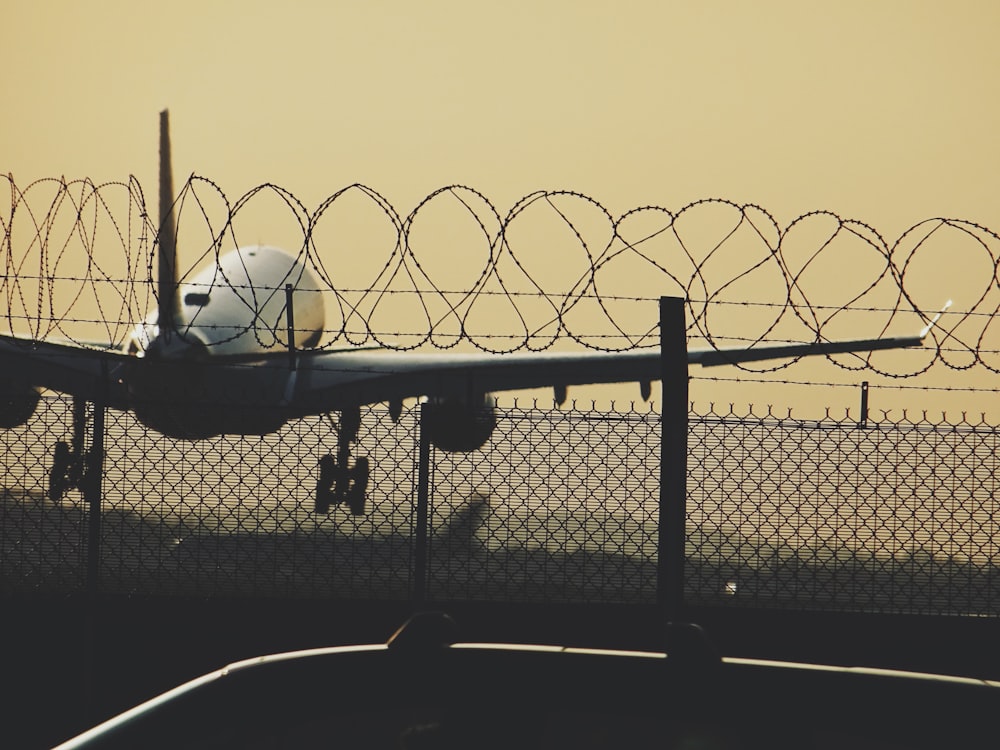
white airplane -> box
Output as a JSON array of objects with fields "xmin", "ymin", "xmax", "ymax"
[{"xmin": 0, "ymin": 111, "xmax": 944, "ymax": 514}]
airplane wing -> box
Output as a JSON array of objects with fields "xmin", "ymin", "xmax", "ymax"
[
  {"xmin": 0, "ymin": 333, "xmax": 131, "ymax": 409},
  {"xmin": 288, "ymin": 329, "xmax": 930, "ymax": 412},
  {"xmin": 0, "ymin": 327, "xmax": 930, "ymax": 417}
]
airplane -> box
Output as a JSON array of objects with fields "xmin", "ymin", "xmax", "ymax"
[{"xmin": 0, "ymin": 111, "xmax": 946, "ymax": 515}]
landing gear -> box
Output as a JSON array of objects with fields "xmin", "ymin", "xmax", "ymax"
[
  {"xmin": 315, "ymin": 406, "xmax": 371, "ymax": 516},
  {"xmin": 49, "ymin": 397, "xmax": 97, "ymax": 502},
  {"xmin": 315, "ymin": 455, "xmax": 369, "ymax": 515}
]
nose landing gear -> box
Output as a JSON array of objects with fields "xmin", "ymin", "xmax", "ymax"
[{"xmin": 49, "ymin": 397, "xmax": 98, "ymax": 502}]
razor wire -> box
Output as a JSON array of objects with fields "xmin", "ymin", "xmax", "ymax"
[{"xmin": 2, "ymin": 174, "xmax": 998, "ymax": 375}]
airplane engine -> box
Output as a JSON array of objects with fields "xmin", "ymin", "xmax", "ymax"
[
  {"xmin": 0, "ymin": 381, "xmax": 41, "ymax": 428},
  {"xmin": 422, "ymin": 394, "xmax": 497, "ymax": 453}
]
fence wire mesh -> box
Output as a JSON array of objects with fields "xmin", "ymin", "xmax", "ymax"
[
  {"xmin": 424, "ymin": 405, "xmax": 660, "ymax": 603},
  {"xmin": 687, "ymin": 408, "xmax": 999, "ymax": 613},
  {"xmin": 2, "ymin": 392, "xmax": 997, "ymax": 616}
]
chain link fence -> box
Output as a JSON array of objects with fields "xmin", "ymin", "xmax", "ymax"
[
  {"xmin": 1, "ymin": 392, "xmax": 997, "ymax": 615},
  {"xmin": 687, "ymin": 408, "xmax": 999, "ymax": 613}
]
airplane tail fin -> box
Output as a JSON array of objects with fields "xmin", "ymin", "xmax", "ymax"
[{"xmin": 157, "ymin": 109, "xmax": 179, "ymax": 337}]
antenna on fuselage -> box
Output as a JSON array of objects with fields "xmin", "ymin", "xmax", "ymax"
[{"xmin": 157, "ymin": 109, "xmax": 179, "ymax": 340}]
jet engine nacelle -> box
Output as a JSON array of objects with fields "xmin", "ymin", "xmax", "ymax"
[
  {"xmin": 422, "ymin": 394, "xmax": 497, "ymax": 453},
  {"xmin": 0, "ymin": 381, "xmax": 41, "ymax": 428}
]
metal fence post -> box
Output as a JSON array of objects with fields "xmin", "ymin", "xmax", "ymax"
[
  {"xmin": 85, "ymin": 396, "xmax": 105, "ymax": 596},
  {"xmin": 414, "ymin": 402, "xmax": 432, "ymax": 604},
  {"xmin": 658, "ymin": 297, "xmax": 688, "ymax": 617},
  {"xmin": 83, "ymin": 366, "xmax": 107, "ymax": 724}
]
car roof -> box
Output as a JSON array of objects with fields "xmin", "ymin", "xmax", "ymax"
[{"xmin": 56, "ymin": 613, "xmax": 1000, "ymax": 750}]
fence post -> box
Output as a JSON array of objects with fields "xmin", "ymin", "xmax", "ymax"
[
  {"xmin": 85, "ymin": 397, "xmax": 105, "ymax": 595},
  {"xmin": 413, "ymin": 402, "xmax": 432, "ymax": 604},
  {"xmin": 658, "ymin": 297, "xmax": 688, "ymax": 618},
  {"xmin": 285, "ymin": 284, "xmax": 297, "ymax": 371},
  {"xmin": 83, "ymin": 365, "xmax": 107, "ymax": 724}
]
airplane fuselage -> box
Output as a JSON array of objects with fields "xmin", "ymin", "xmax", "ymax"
[
  {"xmin": 124, "ymin": 245, "xmax": 327, "ymax": 439},
  {"xmin": 126, "ymin": 245, "xmax": 325, "ymax": 358}
]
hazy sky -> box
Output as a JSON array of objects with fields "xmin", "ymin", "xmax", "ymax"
[
  {"xmin": 6, "ymin": 1, "xmax": 999, "ymax": 222},
  {"xmin": 3, "ymin": 0, "xmax": 998, "ymax": 416}
]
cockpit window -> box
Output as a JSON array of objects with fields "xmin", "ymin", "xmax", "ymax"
[{"xmin": 184, "ymin": 292, "xmax": 210, "ymax": 307}]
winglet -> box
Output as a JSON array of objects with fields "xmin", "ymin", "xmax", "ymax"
[{"xmin": 919, "ymin": 300, "xmax": 952, "ymax": 340}]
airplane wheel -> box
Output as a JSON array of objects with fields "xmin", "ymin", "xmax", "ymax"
[
  {"xmin": 49, "ymin": 441, "xmax": 71, "ymax": 502},
  {"xmin": 348, "ymin": 457, "xmax": 369, "ymax": 516},
  {"xmin": 315, "ymin": 488, "xmax": 332, "ymax": 515},
  {"xmin": 315, "ymin": 454, "xmax": 337, "ymax": 514}
]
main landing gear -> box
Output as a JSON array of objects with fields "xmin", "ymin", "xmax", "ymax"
[
  {"xmin": 315, "ymin": 407, "xmax": 370, "ymax": 516},
  {"xmin": 49, "ymin": 398, "xmax": 98, "ymax": 502}
]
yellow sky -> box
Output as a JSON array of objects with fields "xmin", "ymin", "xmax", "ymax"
[{"xmin": 3, "ymin": 0, "xmax": 998, "ymax": 417}]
